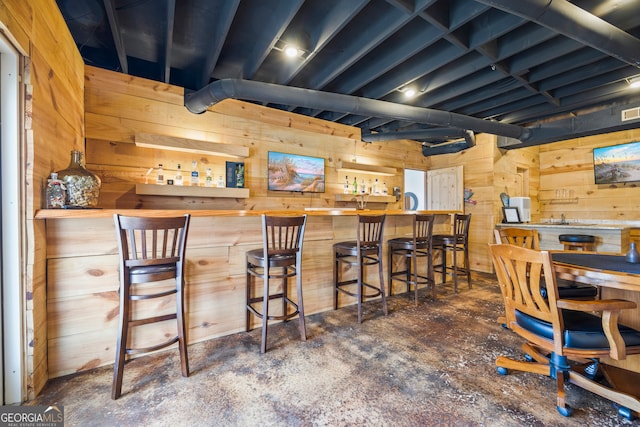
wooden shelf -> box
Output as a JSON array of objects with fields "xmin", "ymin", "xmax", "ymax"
[
  {"xmin": 336, "ymin": 160, "xmax": 396, "ymax": 176},
  {"xmin": 335, "ymin": 194, "xmax": 396, "ymax": 203},
  {"xmin": 135, "ymin": 132, "xmax": 249, "ymax": 158},
  {"xmin": 136, "ymin": 183, "xmax": 249, "ymax": 198}
]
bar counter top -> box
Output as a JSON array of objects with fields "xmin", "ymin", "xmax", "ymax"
[{"xmin": 35, "ymin": 208, "xmax": 459, "ymax": 219}]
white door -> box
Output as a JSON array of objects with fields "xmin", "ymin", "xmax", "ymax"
[{"xmin": 426, "ymin": 166, "xmax": 463, "ymax": 211}]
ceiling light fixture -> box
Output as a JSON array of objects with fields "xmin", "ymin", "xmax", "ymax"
[
  {"xmin": 629, "ymin": 76, "xmax": 640, "ymax": 88},
  {"xmin": 284, "ymin": 45, "xmax": 301, "ymax": 57},
  {"xmin": 403, "ymin": 88, "xmax": 417, "ymax": 98}
]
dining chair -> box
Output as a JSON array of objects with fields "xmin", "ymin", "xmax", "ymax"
[
  {"xmin": 388, "ymin": 214, "xmax": 436, "ymax": 305},
  {"xmin": 494, "ymin": 227, "xmax": 598, "ymax": 300},
  {"xmin": 112, "ymin": 214, "xmax": 191, "ymax": 399},
  {"xmin": 489, "ymin": 243, "xmax": 640, "ymax": 419},
  {"xmin": 432, "ymin": 213, "xmax": 471, "ymax": 293},
  {"xmin": 246, "ymin": 214, "xmax": 307, "ymax": 353},
  {"xmin": 334, "ymin": 214, "xmax": 388, "ymax": 323}
]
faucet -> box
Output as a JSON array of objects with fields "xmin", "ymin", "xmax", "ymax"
[{"xmin": 560, "ymin": 213, "xmax": 567, "ymax": 225}]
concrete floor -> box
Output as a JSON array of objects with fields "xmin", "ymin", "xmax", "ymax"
[{"xmin": 29, "ymin": 273, "xmax": 638, "ymax": 426}]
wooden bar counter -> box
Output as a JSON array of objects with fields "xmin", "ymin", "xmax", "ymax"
[{"xmin": 36, "ymin": 208, "xmax": 455, "ymax": 377}]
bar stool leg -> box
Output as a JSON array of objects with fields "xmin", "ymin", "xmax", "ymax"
[
  {"xmin": 357, "ymin": 255, "xmax": 364, "ymax": 324},
  {"xmin": 112, "ymin": 279, "xmax": 130, "ymax": 400},
  {"xmin": 296, "ymin": 263, "xmax": 307, "ymax": 341},
  {"xmin": 176, "ymin": 277, "xmax": 189, "ymax": 376},
  {"xmin": 378, "ymin": 252, "xmax": 388, "ymax": 316},
  {"xmin": 261, "ymin": 271, "xmax": 269, "ymax": 354}
]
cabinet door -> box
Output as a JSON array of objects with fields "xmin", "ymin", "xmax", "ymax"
[{"xmin": 426, "ymin": 166, "xmax": 463, "ymax": 211}]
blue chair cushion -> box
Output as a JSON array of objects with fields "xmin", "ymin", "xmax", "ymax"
[{"xmin": 515, "ymin": 309, "xmax": 640, "ymax": 349}]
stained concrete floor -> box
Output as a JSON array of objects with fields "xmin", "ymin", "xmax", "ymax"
[{"xmin": 29, "ymin": 273, "xmax": 639, "ymax": 426}]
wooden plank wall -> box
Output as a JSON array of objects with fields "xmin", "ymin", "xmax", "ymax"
[
  {"xmin": 84, "ymin": 65, "xmax": 423, "ymax": 211},
  {"xmin": 0, "ymin": 0, "xmax": 85, "ymax": 400},
  {"xmin": 538, "ymin": 129, "xmax": 640, "ymax": 223}
]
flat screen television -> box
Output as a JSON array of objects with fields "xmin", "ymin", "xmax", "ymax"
[
  {"xmin": 593, "ymin": 141, "xmax": 640, "ymax": 184},
  {"xmin": 267, "ymin": 151, "xmax": 325, "ymax": 193}
]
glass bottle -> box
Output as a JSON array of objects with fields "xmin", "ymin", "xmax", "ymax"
[
  {"xmin": 236, "ymin": 163, "xmax": 245, "ymax": 188},
  {"xmin": 205, "ymin": 167, "xmax": 213, "ymax": 187},
  {"xmin": 343, "ymin": 176, "xmax": 350, "ymax": 194},
  {"xmin": 382, "ymin": 182, "xmax": 388, "ymax": 195},
  {"xmin": 190, "ymin": 161, "xmax": 200, "ymax": 186},
  {"xmin": 373, "ymin": 178, "xmax": 379, "ymax": 195},
  {"xmin": 46, "ymin": 172, "xmax": 66, "ymax": 209},
  {"xmin": 156, "ymin": 164, "xmax": 164, "ymax": 185},
  {"xmin": 352, "ymin": 176, "xmax": 358, "ymax": 194},
  {"xmin": 625, "ymin": 242, "xmax": 639, "ymax": 263},
  {"xmin": 175, "ymin": 164, "xmax": 183, "ymax": 186},
  {"xmin": 217, "ymin": 175, "xmax": 224, "ymax": 188},
  {"xmin": 56, "ymin": 150, "xmax": 101, "ymax": 208},
  {"xmin": 360, "ymin": 178, "xmax": 365, "ymax": 194}
]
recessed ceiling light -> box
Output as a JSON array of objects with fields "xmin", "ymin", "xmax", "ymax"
[
  {"xmin": 403, "ymin": 88, "xmax": 417, "ymax": 98},
  {"xmin": 629, "ymin": 76, "xmax": 640, "ymax": 88},
  {"xmin": 284, "ymin": 45, "xmax": 300, "ymax": 57}
]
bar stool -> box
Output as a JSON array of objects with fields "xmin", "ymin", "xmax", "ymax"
[
  {"xmin": 388, "ymin": 214, "xmax": 436, "ymax": 305},
  {"xmin": 334, "ymin": 214, "xmax": 388, "ymax": 323},
  {"xmin": 559, "ymin": 234, "xmax": 596, "ymax": 251},
  {"xmin": 246, "ymin": 214, "xmax": 307, "ymax": 353},
  {"xmin": 432, "ymin": 213, "xmax": 472, "ymax": 294},
  {"xmin": 112, "ymin": 214, "xmax": 191, "ymax": 399}
]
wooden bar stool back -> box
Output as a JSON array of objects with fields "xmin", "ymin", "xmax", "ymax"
[
  {"xmin": 334, "ymin": 214, "xmax": 388, "ymax": 323},
  {"xmin": 494, "ymin": 227, "xmax": 540, "ymax": 249},
  {"xmin": 112, "ymin": 214, "xmax": 190, "ymax": 399},
  {"xmin": 432, "ymin": 213, "xmax": 472, "ymax": 293},
  {"xmin": 246, "ymin": 214, "xmax": 307, "ymax": 353},
  {"xmin": 388, "ymin": 214, "xmax": 436, "ymax": 305}
]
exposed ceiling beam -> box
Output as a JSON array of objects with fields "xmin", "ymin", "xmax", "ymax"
[
  {"xmin": 162, "ymin": 0, "xmax": 176, "ymax": 84},
  {"xmin": 103, "ymin": 0, "xmax": 128, "ymax": 73},
  {"xmin": 475, "ymin": 0, "xmax": 640, "ymax": 68}
]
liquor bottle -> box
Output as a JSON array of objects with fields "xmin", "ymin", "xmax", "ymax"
[
  {"xmin": 156, "ymin": 164, "xmax": 164, "ymax": 185},
  {"xmin": 190, "ymin": 161, "xmax": 200, "ymax": 186},
  {"xmin": 175, "ymin": 164, "xmax": 183, "ymax": 186},
  {"xmin": 217, "ymin": 175, "xmax": 224, "ymax": 188},
  {"xmin": 373, "ymin": 178, "xmax": 379, "ymax": 194},
  {"xmin": 352, "ymin": 176, "xmax": 358, "ymax": 194},
  {"xmin": 360, "ymin": 178, "xmax": 365, "ymax": 194},
  {"xmin": 343, "ymin": 176, "xmax": 350, "ymax": 194},
  {"xmin": 382, "ymin": 182, "xmax": 388, "ymax": 195},
  {"xmin": 46, "ymin": 172, "xmax": 66, "ymax": 208},
  {"xmin": 205, "ymin": 167, "xmax": 213, "ymax": 187}
]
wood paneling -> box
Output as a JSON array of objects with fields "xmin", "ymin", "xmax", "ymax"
[
  {"xmin": 44, "ymin": 212, "xmax": 454, "ymax": 377},
  {"xmin": 1, "ymin": 0, "xmax": 85, "ymax": 400}
]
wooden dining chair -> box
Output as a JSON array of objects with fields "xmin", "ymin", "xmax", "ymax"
[
  {"xmin": 246, "ymin": 214, "xmax": 307, "ymax": 353},
  {"xmin": 112, "ymin": 214, "xmax": 191, "ymax": 399},
  {"xmin": 489, "ymin": 243, "xmax": 640, "ymax": 419},
  {"xmin": 494, "ymin": 227, "xmax": 598, "ymax": 300}
]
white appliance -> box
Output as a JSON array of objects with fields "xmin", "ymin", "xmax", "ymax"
[{"xmin": 509, "ymin": 197, "xmax": 531, "ymax": 222}]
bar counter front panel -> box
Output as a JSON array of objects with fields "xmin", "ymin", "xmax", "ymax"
[{"xmin": 40, "ymin": 209, "xmax": 455, "ymax": 377}]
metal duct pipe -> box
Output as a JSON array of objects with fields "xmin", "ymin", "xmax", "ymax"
[
  {"xmin": 184, "ymin": 79, "xmax": 528, "ymax": 140},
  {"xmin": 476, "ymin": 0, "xmax": 640, "ymax": 67},
  {"xmin": 362, "ymin": 127, "xmax": 468, "ymax": 142},
  {"xmin": 422, "ymin": 131, "xmax": 475, "ymax": 157}
]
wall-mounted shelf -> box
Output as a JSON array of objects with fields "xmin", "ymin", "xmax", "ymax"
[
  {"xmin": 336, "ymin": 160, "xmax": 396, "ymax": 176},
  {"xmin": 550, "ymin": 198, "xmax": 579, "ymax": 204},
  {"xmin": 135, "ymin": 132, "xmax": 249, "ymax": 158},
  {"xmin": 136, "ymin": 183, "xmax": 249, "ymax": 198},
  {"xmin": 335, "ymin": 194, "xmax": 396, "ymax": 203}
]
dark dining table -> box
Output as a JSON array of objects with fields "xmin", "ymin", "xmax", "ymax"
[
  {"xmin": 551, "ymin": 251, "xmax": 640, "ymax": 395},
  {"xmin": 552, "ymin": 252, "xmax": 640, "ymax": 291}
]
